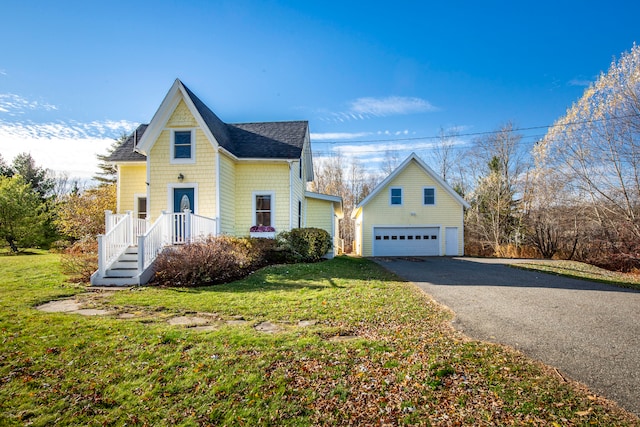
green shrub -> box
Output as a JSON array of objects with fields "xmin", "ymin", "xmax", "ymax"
[
  {"xmin": 153, "ymin": 236, "xmax": 271, "ymax": 287},
  {"xmin": 279, "ymin": 228, "xmax": 331, "ymax": 262}
]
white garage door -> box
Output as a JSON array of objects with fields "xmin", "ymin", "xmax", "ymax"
[{"xmin": 373, "ymin": 227, "xmax": 440, "ymax": 256}]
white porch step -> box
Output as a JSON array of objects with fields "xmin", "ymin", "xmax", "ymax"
[
  {"xmin": 105, "ymin": 268, "xmax": 138, "ymax": 278},
  {"xmin": 91, "ymin": 246, "xmax": 143, "ymax": 286},
  {"xmin": 91, "ymin": 275, "xmax": 142, "ymax": 287}
]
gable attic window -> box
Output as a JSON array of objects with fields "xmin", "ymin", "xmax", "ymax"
[
  {"xmin": 171, "ymin": 130, "xmax": 194, "ymax": 163},
  {"xmin": 390, "ymin": 187, "xmax": 402, "ymax": 205}
]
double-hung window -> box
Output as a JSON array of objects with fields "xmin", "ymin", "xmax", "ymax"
[
  {"xmin": 172, "ymin": 130, "xmax": 194, "ymax": 162},
  {"xmin": 255, "ymin": 194, "xmax": 273, "ymax": 227},
  {"xmin": 390, "ymin": 187, "xmax": 402, "ymax": 205},
  {"xmin": 423, "ymin": 187, "xmax": 436, "ymax": 205}
]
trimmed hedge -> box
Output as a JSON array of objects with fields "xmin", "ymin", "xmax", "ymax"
[{"xmin": 279, "ymin": 227, "xmax": 331, "ymax": 262}]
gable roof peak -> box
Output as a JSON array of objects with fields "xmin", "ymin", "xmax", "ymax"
[
  {"xmin": 112, "ymin": 80, "xmax": 308, "ymax": 162},
  {"xmin": 354, "ymin": 152, "xmax": 470, "ymax": 211}
]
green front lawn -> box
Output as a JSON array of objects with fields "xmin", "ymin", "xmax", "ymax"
[{"xmin": 0, "ymin": 252, "xmax": 637, "ymax": 426}]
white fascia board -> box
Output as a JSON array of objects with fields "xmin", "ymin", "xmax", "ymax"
[
  {"xmin": 304, "ymin": 191, "xmax": 342, "ymax": 203},
  {"xmin": 135, "ymin": 79, "xmax": 223, "ymax": 156},
  {"xmin": 135, "ymin": 79, "xmax": 183, "ymax": 155},
  {"xmin": 113, "ymin": 161, "xmax": 146, "ymax": 166},
  {"xmin": 176, "ymin": 82, "xmax": 222, "ymax": 153},
  {"xmin": 355, "ymin": 152, "xmax": 470, "ymax": 210},
  {"xmin": 236, "ymin": 158, "xmax": 295, "ymax": 163}
]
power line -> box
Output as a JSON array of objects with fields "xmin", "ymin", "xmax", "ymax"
[
  {"xmin": 310, "ymin": 133, "xmax": 549, "ymax": 156},
  {"xmin": 310, "ymin": 113, "xmax": 640, "ymax": 146}
]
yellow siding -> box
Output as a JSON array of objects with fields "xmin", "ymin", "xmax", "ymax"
[
  {"xmin": 167, "ymin": 100, "xmax": 197, "ymax": 127},
  {"xmin": 218, "ymin": 153, "xmax": 236, "ymax": 234},
  {"xmin": 306, "ymin": 198, "xmax": 333, "ymax": 236},
  {"xmin": 117, "ymin": 163, "xmax": 146, "ymax": 213},
  {"xmin": 234, "ymin": 162, "xmax": 291, "ymax": 235},
  {"xmin": 148, "ymin": 106, "xmax": 216, "ymax": 221},
  {"xmin": 360, "ymin": 160, "xmax": 464, "ymax": 256}
]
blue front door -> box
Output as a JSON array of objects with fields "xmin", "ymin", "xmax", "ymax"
[
  {"xmin": 173, "ymin": 188, "xmax": 194, "ymax": 243},
  {"xmin": 173, "ymin": 188, "xmax": 194, "ymax": 213}
]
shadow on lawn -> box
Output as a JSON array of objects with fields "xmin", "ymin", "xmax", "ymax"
[
  {"xmin": 163, "ymin": 256, "xmax": 403, "ymax": 294},
  {"xmin": 0, "ymin": 250, "xmax": 41, "ymax": 256}
]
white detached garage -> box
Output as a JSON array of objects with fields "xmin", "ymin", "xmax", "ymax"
[{"xmin": 351, "ymin": 153, "xmax": 470, "ymax": 257}]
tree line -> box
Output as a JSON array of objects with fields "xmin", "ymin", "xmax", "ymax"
[{"xmin": 0, "ymin": 137, "xmax": 121, "ymax": 255}]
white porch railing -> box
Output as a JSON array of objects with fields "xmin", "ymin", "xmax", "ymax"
[
  {"xmin": 99, "ymin": 210, "xmax": 218, "ymax": 282},
  {"xmin": 97, "ymin": 212, "xmax": 134, "ymax": 277},
  {"xmin": 105, "ymin": 210, "xmax": 149, "ymax": 237},
  {"xmin": 191, "ymin": 213, "xmax": 217, "ymax": 241},
  {"xmin": 105, "ymin": 210, "xmax": 127, "ymax": 233},
  {"xmin": 138, "ymin": 214, "xmax": 171, "ymax": 271}
]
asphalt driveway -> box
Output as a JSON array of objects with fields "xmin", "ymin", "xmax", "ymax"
[{"xmin": 374, "ymin": 257, "xmax": 640, "ymax": 416}]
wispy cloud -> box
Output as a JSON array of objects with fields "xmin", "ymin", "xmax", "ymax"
[
  {"xmin": 0, "ymin": 93, "xmax": 57, "ymax": 115},
  {"xmin": 310, "ymin": 131, "xmax": 373, "ymax": 140},
  {"xmin": 349, "ymin": 96, "xmax": 437, "ymax": 116},
  {"xmin": 568, "ymin": 78, "xmax": 592, "ymax": 87},
  {"xmin": 320, "ymin": 95, "xmax": 437, "ymax": 123},
  {"xmin": 0, "ymin": 119, "xmax": 138, "ymax": 178}
]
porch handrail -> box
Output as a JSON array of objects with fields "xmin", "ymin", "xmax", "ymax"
[
  {"xmin": 137, "ymin": 212, "xmax": 172, "ymax": 271},
  {"xmin": 191, "ymin": 213, "xmax": 218, "ymax": 241},
  {"xmin": 97, "ymin": 212, "xmax": 133, "ymax": 277},
  {"xmin": 105, "ymin": 210, "xmax": 127, "ymax": 233}
]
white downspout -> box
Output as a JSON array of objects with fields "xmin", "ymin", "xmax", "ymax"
[
  {"xmin": 215, "ymin": 147, "xmax": 221, "ymax": 235},
  {"xmin": 288, "ymin": 160, "xmax": 293, "ymax": 230}
]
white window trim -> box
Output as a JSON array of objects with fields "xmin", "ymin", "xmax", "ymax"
[
  {"xmin": 423, "ymin": 186, "xmax": 437, "ymax": 206},
  {"xmin": 389, "ymin": 187, "xmax": 403, "ymax": 206},
  {"xmin": 134, "ymin": 193, "xmax": 147, "ymax": 219},
  {"xmin": 167, "ymin": 183, "xmax": 199, "ymax": 213},
  {"xmin": 252, "ymin": 191, "xmax": 275, "ymax": 227},
  {"xmin": 170, "ymin": 128, "xmax": 196, "ymax": 164}
]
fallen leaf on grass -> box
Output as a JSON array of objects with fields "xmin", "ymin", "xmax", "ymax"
[{"xmin": 576, "ymin": 408, "xmax": 593, "ymax": 416}]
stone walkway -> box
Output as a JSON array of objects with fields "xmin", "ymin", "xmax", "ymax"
[{"xmin": 35, "ymin": 293, "xmax": 354, "ymax": 340}]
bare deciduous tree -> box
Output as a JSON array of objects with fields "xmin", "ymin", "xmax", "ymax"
[{"xmin": 535, "ymin": 43, "xmax": 640, "ymax": 268}]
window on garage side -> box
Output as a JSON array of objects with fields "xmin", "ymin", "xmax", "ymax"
[
  {"xmin": 390, "ymin": 187, "xmax": 402, "ymax": 205},
  {"xmin": 423, "ymin": 187, "xmax": 436, "ymax": 205}
]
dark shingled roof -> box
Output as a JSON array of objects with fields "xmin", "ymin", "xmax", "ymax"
[
  {"xmin": 109, "ymin": 82, "xmax": 308, "ymax": 162},
  {"xmin": 226, "ymin": 121, "xmax": 308, "ymax": 158},
  {"xmin": 108, "ymin": 124, "xmax": 148, "ymax": 162}
]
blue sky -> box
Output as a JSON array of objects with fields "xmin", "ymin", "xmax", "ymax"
[{"xmin": 1, "ymin": 0, "xmax": 638, "ymax": 179}]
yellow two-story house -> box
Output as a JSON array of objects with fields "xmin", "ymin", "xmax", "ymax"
[{"xmin": 92, "ymin": 79, "xmax": 342, "ymax": 286}]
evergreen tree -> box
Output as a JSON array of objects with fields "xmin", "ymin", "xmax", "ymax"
[{"xmin": 94, "ymin": 133, "xmax": 127, "ymax": 185}]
